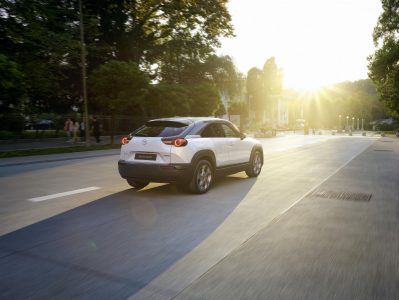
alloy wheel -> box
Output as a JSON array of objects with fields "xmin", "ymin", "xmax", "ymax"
[
  {"xmin": 253, "ymin": 152, "xmax": 262, "ymax": 175},
  {"xmin": 196, "ymin": 164, "xmax": 212, "ymax": 192}
]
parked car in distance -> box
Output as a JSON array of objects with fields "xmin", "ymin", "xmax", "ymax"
[
  {"xmin": 118, "ymin": 117, "xmax": 263, "ymax": 194},
  {"xmin": 25, "ymin": 119, "xmax": 54, "ymax": 130}
]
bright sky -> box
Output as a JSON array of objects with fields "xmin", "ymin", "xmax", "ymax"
[{"xmin": 218, "ymin": 0, "xmax": 382, "ymax": 90}]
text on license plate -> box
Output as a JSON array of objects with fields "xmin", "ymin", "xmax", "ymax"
[{"xmin": 135, "ymin": 153, "xmax": 157, "ymax": 161}]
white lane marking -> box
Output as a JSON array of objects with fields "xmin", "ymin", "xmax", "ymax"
[{"xmin": 28, "ymin": 186, "xmax": 101, "ymax": 202}]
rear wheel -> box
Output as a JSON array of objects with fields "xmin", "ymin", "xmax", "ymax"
[
  {"xmin": 189, "ymin": 160, "xmax": 213, "ymax": 194},
  {"xmin": 127, "ymin": 180, "xmax": 149, "ymax": 190},
  {"xmin": 245, "ymin": 150, "xmax": 262, "ymax": 177}
]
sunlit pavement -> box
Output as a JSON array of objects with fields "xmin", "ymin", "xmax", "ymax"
[{"xmin": 0, "ymin": 135, "xmax": 398, "ymax": 299}]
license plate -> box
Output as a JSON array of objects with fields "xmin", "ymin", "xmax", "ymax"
[{"xmin": 135, "ymin": 153, "xmax": 157, "ymax": 161}]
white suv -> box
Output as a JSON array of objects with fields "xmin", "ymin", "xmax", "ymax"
[{"xmin": 118, "ymin": 117, "xmax": 263, "ymax": 193}]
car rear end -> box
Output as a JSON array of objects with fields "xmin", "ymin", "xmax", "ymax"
[{"xmin": 118, "ymin": 119, "xmax": 195, "ymax": 183}]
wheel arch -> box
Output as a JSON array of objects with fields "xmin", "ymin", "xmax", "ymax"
[{"xmin": 190, "ymin": 149, "xmax": 217, "ymax": 169}]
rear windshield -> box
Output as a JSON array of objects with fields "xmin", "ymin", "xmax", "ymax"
[{"xmin": 133, "ymin": 121, "xmax": 188, "ymax": 137}]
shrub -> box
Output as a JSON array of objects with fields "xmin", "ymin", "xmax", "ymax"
[{"xmin": 0, "ymin": 114, "xmax": 25, "ymax": 132}]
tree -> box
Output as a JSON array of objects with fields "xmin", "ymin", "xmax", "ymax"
[
  {"xmin": 246, "ymin": 67, "xmax": 263, "ymax": 123},
  {"xmin": 0, "ymin": 0, "xmax": 88, "ymax": 113},
  {"xmin": 0, "ymin": 54, "xmax": 23, "ymax": 113},
  {"xmin": 214, "ymin": 101, "xmax": 227, "ymax": 116},
  {"xmin": 282, "ymin": 79, "xmax": 388, "ymax": 129},
  {"xmin": 0, "ymin": 0, "xmax": 234, "ymax": 118},
  {"xmin": 177, "ymin": 55, "xmax": 240, "ymax": 114},
  {"xmin": 263, "ymin": 57, "xmax": 282, "ymax": 95},
  {"xmin": 83, "ymin": 0, "xmax": 234, "ymax": 76},
  {"xmin": 263, "ymin": 57, "xmax": 283, "ymax": 126},
  {"xmin": 204, "ymin": 55, "xmax": 240, "ymax": 100},
  {"xmin": 90, "ymin": 60, "xmax": 149, "ymax": 143},
  {"xmin": 146, "ymin": 83, "xmax": 191, "ymax": 117},
  {"xmin": 368, "ymin": 0, "xmax": 399, "ymax": 114},
  {"xmin": 189, "ymin": 82, "xmax": 221, "ymax": 116}
]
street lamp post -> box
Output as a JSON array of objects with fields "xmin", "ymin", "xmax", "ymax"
[
  {"xmin": 357, "ymin": 118, "xmax": 359, "ymax": 131},
  {"xmin": 352, "ymin": 117, "xmax": 355, "ymax": 131},
  {"xmin": 361, "ymin": 118, "xmax": 364, "ymax": 131},
  {"xmin": 346, "ymin": 116, "xmax": 349, "ymax": 131}
]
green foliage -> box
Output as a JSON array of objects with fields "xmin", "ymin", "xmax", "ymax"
[
  {"xmin": 90, "ymin": 60, "xmax": 150, "ymax": 114},
  {"xmin": 0, "ymin": 54, "xmax": 24, "ymax": 113},
  {"xmin": 189, "ymin": 82, "xmax": 221, "ymax": 116},
  {"xmin": 146, "ymin": 81, "xmax": 224, "ymax": 118},
  {"xmin": 146, "ymin": 83, "xmax": 191, "ymax": 117},
  {"xmin": 134, "ymin": 0, "xmax": 234, "ymax": 79},
  {"xmin": 0, "ymin": 0, "xmax": 83, "ymax": 113},
  {"xmin": 229, "ymin": 101, "xmax": 248, "ymax": 116},
  {"xmin": 0, "ymin": 143, "xmax": 121, "ymax": 158},
  {"xmin": 0, "ymin": 113, "xmax": 25, "ymax": 133},
  {"xmin": 0, "ymin": 0, "xmax": 234, "ymax": 115},
  {"xmin": 0, "ymin": 130, "xmax": 65, "ymax": 140},
  {"xmin": 368, "ymin": 0, "xmax": 399, "ymax": 114},
  {"xmin": 90, "ymin": 60, "xmax": 149, "ymax": 143},
  {"xmin": 214, "ymin": 102, "xmax": 227, "ymax": 116},
  {"xmin": 204, "ymin": 55, "xmax": 240, "ymax": 100}
]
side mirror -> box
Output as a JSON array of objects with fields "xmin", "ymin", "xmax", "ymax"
[{"xmin": 240, "ymin": 133, "xmax": 246, "ymax": 140}]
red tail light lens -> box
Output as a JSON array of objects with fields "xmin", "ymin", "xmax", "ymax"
[
  {"xmin": 121, "ymin": 136, "xmax": 130, "ymax": 145},
  {"xmin": 162, "ymin": 138, "xmax": 188, "ymax": 147},
  {"xmin": 162, "ymin": 139, "xmax": 173, "ymax": 145},
  {"xmin": 174, "ymin": 138, "xmax": 188, "ymax": 147}
]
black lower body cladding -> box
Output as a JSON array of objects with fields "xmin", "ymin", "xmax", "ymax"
[{"xmin": 118, "ymin": 160, "xmax": 193, "ymax": 183}]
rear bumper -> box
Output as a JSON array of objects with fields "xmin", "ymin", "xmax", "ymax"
[{"xmin": 118, "ymin": 160, "xmax": 193, "ymax": 183}]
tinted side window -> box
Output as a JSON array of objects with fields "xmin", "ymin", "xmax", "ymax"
[
  {"xmin": 201, "ymin": 124, "xmax": 224, "ymax": 137},
  {"xmin": 221, "ymin": 124, "xmax": 239, "ymax": 138}
]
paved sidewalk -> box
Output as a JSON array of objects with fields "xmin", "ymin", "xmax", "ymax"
[{"xmin": 176, "ymin": 137, "xmax": 399, "ymax": 299}]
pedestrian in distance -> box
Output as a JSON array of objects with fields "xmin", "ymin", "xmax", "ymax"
[
  {"xmin": 80, "ymin": 119, "xmax": 86, "ymax": 142},
  {"xmin": 64, "ymin": 118, "xmax": 73, "ymax": 142},
  {"xmin": 92, "ymin": 116, "xmax": 101, "ymax": 143},
  {"xmin": 72, "ymin": 119, "xmax": 80, "ymax": 143}
]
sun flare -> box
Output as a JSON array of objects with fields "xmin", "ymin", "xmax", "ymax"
[{"xmin": 219, "ymin": 0, "xmax": 381, "ymax": 90}]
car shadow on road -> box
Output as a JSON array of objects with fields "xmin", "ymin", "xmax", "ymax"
[{"xmin": 0, "ymin": 174, "xmax": 257, "ymax": 299}]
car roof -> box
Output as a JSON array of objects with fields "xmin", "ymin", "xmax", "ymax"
[{"xmin": 147, "ymin": 117, "xmax": 228, "ymax": 125}]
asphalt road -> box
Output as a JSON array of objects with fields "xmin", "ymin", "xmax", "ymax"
[{"xmin": 0, "ymin": 134, "xmax": 397, "ymax": 299}]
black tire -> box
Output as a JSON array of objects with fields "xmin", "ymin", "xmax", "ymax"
[
  {"xmin": 127, "ymin": 180, "xmax": 149, "ymax": 190},
  {"xmin": 188, "ymin": 160, "xmax": 213, "ymax": 194},
  {"xmin": 245, "ymin": 150, "xmax": 262, "ymax": 177}
]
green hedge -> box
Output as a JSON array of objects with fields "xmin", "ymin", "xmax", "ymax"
[
  {"xmin": 0, "ymin": 144, "xmax": 121, "ymax": 158},
  {"xmin": 0, "ymin": 130, "xmax": 66, "ymax": 140}
]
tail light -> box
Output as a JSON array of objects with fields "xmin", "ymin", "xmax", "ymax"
[
  {"xmin": 121, "ymin": 136, "xmax": 131, "ymax": 145},
  {"xmin": 162, "ymin": 138, "xmax": 188, "ymax": 147}
]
